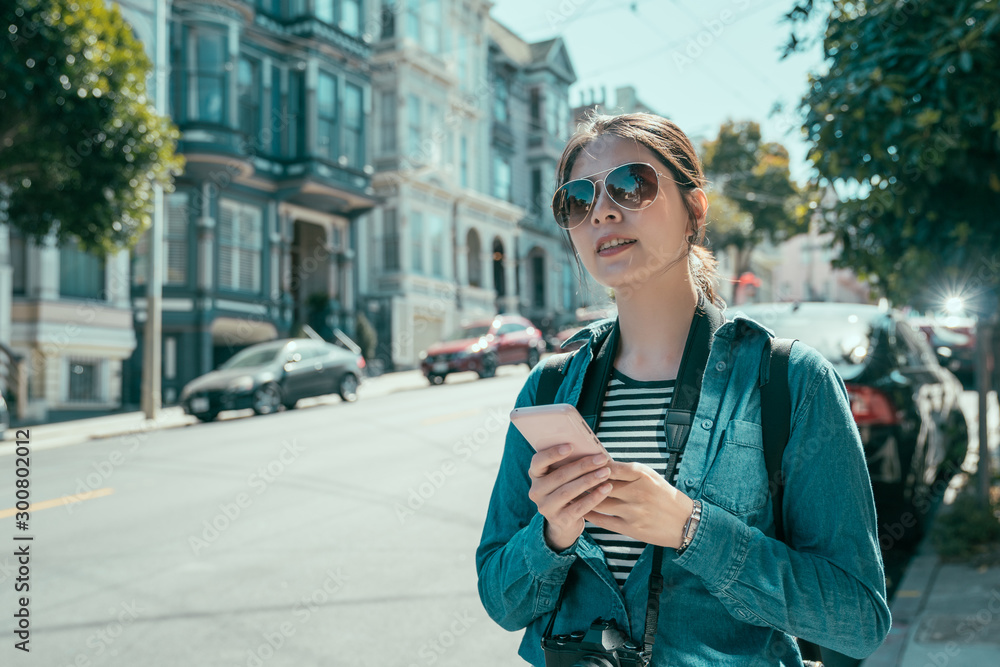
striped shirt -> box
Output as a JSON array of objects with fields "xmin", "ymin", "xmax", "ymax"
[{"xmin": 585, "ymin": 369, "xmax": 678, "ymax": 588}]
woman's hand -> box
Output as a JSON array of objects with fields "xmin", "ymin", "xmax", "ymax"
[
  {"xmin": 586, "ymin": 461, "xmax": 695, "ymax": 549},
  {"xmin": 527, "ymin": 445, "xmax": 615, "ymax": 552}
]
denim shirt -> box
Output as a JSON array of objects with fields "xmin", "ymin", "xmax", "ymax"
[{"xmin": 476, "ymin": 314, "xmax": 891, "ymax": 666}]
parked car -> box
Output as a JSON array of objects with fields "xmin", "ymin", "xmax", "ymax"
[
  {"xmin": 180, "ymin": 338, "xmax": 366, "ymax": 422},
  {"xmin": 908, "ymin": 316, "xmax": 976, "ymax": 388},
  {"xmin": 731, "ymin": 302, "xmax": 969, "ymax": 546},
  {"xmin": 549, "ymin": 307, "xmax": 616, "ymax": 352},
  {"xmin": 419, "ymin": 315, "xmax": 545, "ymax": 385}
]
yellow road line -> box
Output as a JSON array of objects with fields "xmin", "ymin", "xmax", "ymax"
[
  {"xmin": 0, "ymin": 488, "xmax": 115, "ymax": 518},
  {"xmin": 895, "ymin": 590, "xmax": 922, "ymax": 598},
  {"xmin": 420, "ymin": 408, "xmax": 483, "ymax": 426}
]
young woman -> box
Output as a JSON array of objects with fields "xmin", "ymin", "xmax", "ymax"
[{"xmin": 476, "ymin": 113, "xmax": 890, "ymax": 665}]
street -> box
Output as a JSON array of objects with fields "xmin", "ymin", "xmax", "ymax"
[
  {"xmin": 1, "ymin": 368, "xmax": 532, "ymax": 667},
  {"xmin": 1, "ymin": 367, "xmax": 992, "ymax": 667}
]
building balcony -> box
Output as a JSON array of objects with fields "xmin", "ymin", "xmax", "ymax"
[{"xmin": 252, "ymin": 12, "xmax": 371, "ymax": 60}]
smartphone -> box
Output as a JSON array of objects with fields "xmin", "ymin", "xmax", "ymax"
[{"xmin": 509, "ymin": 403, "xmax": 611, "ymax": 468}]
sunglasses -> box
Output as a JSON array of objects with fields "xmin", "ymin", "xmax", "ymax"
[{"xmin": 551, "ymin": 161, "xmax": 672, "ymax": 230}]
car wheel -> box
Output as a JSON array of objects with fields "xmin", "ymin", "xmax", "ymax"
[
  {"xmin": 478, "ymin": 353, "xmax": 497, "ymax": 379},
  {"xmin": 339, "ymin": 373, "xmax": 359, "ymax": 402},
  {"xmin": 427, "ymin": 374, "xmax": 445, "ymax": 385},
  {"xmin": 939, "ymin": 411, "xmax": 969, "ymax": 482},
  {"xmin": 196, "ymin": 411, "xmax": 219, "ymax": 423},
  {"xmin": 283, "ymin": 398, "xmax": 298, "ymax": 411},
  {"xmin": 527, "ymin": 348, "xmax": 540, "ymax": 368},
  {"xmin": 252, "ymin": 382, "xmax": 282, "ymax": 415}
]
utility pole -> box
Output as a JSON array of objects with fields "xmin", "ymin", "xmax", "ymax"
[{"xmin": 142, "ymin": 0, "xmax": 167, "ymax": 420}]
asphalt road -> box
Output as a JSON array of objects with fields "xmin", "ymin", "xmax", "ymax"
[
  {"xmin": 1, "ymin": 366, "xmax": 980, "ymax": 667},
  {"xmin": 0, "ymin": 368, "xmax": 532, "ymax": 667}
]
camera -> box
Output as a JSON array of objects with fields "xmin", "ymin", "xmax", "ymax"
[{"xmin": 541, "ymin": 618, "xmax": 651, "ymax": 667}]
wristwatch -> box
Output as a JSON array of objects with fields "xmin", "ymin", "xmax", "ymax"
[{"xmin": 676, "ymin": 499, "xmax": 702, "ymax": 555}]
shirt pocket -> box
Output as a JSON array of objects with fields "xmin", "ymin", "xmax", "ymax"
[{"xmin": 701, "ymin": 420, "xmax": 769, "ymax": 516}]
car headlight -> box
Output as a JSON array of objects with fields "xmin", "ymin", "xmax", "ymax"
[
  {"xmin": 419, "ymin": 351, "xmax": 428, "ymax": 360},
  {"xmin": 229, "ymin": 376, "xmax": 255, "ymax": 393}
]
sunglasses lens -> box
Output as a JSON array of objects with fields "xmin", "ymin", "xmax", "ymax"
[
  {"xmin": 606, "ymin": 163, "xmax": 659, "ymax": 209},
  {"xmin": 553, "ymin": 180, "xmax": 595, "ymax": 228}
]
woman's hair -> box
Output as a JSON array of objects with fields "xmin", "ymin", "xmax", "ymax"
[{"xmin": 555, "ymin": 112, "xmax": 723, "ymax": 308}]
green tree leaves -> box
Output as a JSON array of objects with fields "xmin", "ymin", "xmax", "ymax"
[
  {"xmin": 789, "ymin": 0, "xmax": 1000, "ymax": 310},
  {"xmin": 0, "ymin": 0, "xmax": 182, "ymax": 255}
]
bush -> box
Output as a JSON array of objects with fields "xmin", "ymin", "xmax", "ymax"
[{"xmin": 931, "ymin": 488, "xmax": 1000, "ymax": 563}]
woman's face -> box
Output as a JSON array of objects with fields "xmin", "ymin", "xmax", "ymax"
[{"xmin": 564, "ymin": 135, "xmax": 703, "ymax": 292}]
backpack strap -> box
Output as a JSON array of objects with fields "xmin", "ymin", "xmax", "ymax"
[
  {"xmin": 760, "ymin": 337, "xmax": 796, "ymax": 544},
  {"xmin": 535, "ymin": 351, "xmax": 576, "ymax": 406}
]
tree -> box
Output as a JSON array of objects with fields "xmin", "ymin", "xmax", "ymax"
[
  {"xmin": 785, "ymin": 0, "xmax": 1000, "ymax": 507},
  {"xmin": 784, "ymin": 0, "xmax": 1000, "ymax": 311},
  {"xmin": 702, "ymin": 120, "xmax": 808, "ymax": 287},
  {"xmin": 0, "ymin": 0, "xmax": 182, "ymax": 255}
]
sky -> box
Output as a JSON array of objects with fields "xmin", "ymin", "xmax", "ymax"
[{"xmin": 490, "ymin": 0, "xmax": 829, "ymax": 186}]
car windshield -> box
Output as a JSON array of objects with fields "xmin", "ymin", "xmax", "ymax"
[
  {"xmin": 732, "ymin": 305, "xmax": 878, "ymax": 379},
  {"xmin": 220, "ymin": 347, "xmax": 283, "ymax": 369},
  {"xmin": 446, "ymin": 325, "xmax": 491, "ymax": 341}
]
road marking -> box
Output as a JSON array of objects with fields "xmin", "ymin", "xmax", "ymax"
[
  {"xmin": 421, "ymin": 409, "xmax": 483, "ymax": 426},
  {"xmin": 895, "ymin": 590, "xmax": 922, "ymax": 598},
  {"xmin": 0, "ymin": 488, "xmax": 115, "ymax": 518}
]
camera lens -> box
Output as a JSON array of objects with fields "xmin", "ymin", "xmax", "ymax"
[{"xmin": 572, "ymin": 656, "xmax": 615, "ymax": 667}]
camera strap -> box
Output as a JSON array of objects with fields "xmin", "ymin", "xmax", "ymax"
[{"xmin": 538, "ymin": 296, "xmax": 726, "ymax": 655}]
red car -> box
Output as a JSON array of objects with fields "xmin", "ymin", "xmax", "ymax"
[{"xmin": 420, "ymin": 315, "xmax": 545, "ymax": 384}]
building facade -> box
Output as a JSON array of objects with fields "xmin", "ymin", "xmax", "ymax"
[
  {"xmin": 359, "ymin": 1, "xmax": 521, "ymax": 371},
  {"xmin": 488, "ymin": 21, "xmax": 588, "ymax": 340},
  {"xmin": 0, "ymin": 0, "xmax": 168, "ymax": 423},
  {"xmin": 124, "ymin": 0, "xmax": 377, "ymax": 407}
]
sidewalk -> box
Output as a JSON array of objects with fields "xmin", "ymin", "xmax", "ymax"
[
  {"xmin": 863, "ymin": 390, "xmax": 1000, "ymax": 666},
  {"xmin": 0, "ymin": 368, "xmax": 433, "ymax": 455}
]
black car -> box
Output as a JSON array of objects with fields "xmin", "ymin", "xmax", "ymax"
[
  {"xmin": 731, "ymin": 302, "xmax": 969, "ymax": 547},
  {"xmin": 180, "ymin": 338, "xmax": 365, "ymax": 422}
]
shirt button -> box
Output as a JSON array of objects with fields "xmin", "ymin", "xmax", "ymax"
[
  {"xmin": 685, "ymin": 478, "xmax": 696, "ymax": 489},
  {"xmin": 701, "ymin": 419, "xmax": 713, "ymax": 430},
  {"xmin": 715, "ymin": 361, "xmax": 727, "ymax": 372}
]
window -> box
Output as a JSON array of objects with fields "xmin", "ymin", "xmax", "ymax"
[
  {"xmin": 219, "ymin": 200, "xmax": 263, "ymax": 292},
  {"xmin": 270, "ymin": 66, "xmax": 283, "ymax": 155},
  {"xmin": 532, "ymin": 255, "xmax": 545, "ymax": 307},
  {"xmin": 344, "ymin": 82, "xmax": 364, "ymax": 168},
  {"xmin": 383, "ymin": 209, "xmax": 400, "ymax": 271},
  {"xmin": 466, "ymin": 229, "xmax": 481, "ymax": 287},
  {"xmin": 288, "ymin": 71, "xmax": 306, "ymax": 157},
  {"xmin": 341, "ymin": 0, "xmax": 361, "ymax": 36},
  {"xmin": 460, "ymin": 135, "xmax": 468, "ymax": 188},
  {"xmin": 60, "ymin": 240, "xmax": 105, "ymax": 300},
  {"xmin": 530, "ymin": 168, "xmax": 542, "ymax": 214},
  {"xmin": 165, "ymin": 336, "xmax": 177, "ymax": 380},
  {"xmin": 545, "ymin": 89, "xmax": 559, "ymax": 137},
  {"xmin": 405, "ymin": 0, "xmax": 420, "ymax": 42},
  {"xmin": 493, "ymin": 74, "xmax": 508, "ymax": 123},
  {"xmin": 165, "ymin": 194, "xmax": 189, "ymax": 285},
  {"xmin": 457, "ymin": 33, "xmax": 468, "ymax": 90},
  {"xmin": 493, "ymin": 153, "xmax": 511, "ymax": 202},
  {"xmin": 407, "ymin": 94, "xmax": 421, "ymax": 160},
  {"xmin": 424, "ymin": 0, "xmax": 442, "ymax": 53},
  {"xmin": 410, "ymin": 211, "xmax": 424, "ymax": 273},
  {"xmin": 238, "ymin": 57, "xmax": 260, "ymax": 142},
  {"xmin": 317, "ymin": 72, "xmax": 338, "ymax": 160},
  {"xmin": 316, "ymin": 0, "xmax": 335, "ymax": 23},
  {"xmin": 256, "ymin": 0, "xmax": 282, "ymax": 16},
  {"xmin": 194, "ymin": 29, "xmax": 226, "ymax": 123},
  {"xmin": 67, "ymin": 359, "xmax": 101, "ymax": 403},
  {"xmin": 497, "ymin": 322, "xmax": 525, "ymax": 335},
  {"xmin": 429, "ymin": 215, "xmax": 446, "ymax": 278},
  {"xmin": 379, "ymin": 91, "xmax": 396, "ymax": 154},
  {"xmin": 10, "ymin": 232, "xmax": 25, "ymax": 295},
  {"xmin": 428, "ymin": 103, "xmax": 441, "ymax": 164},
  {"xmin": 529, "ymin": 87, "xmax": 541, "ymax": 127}
]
